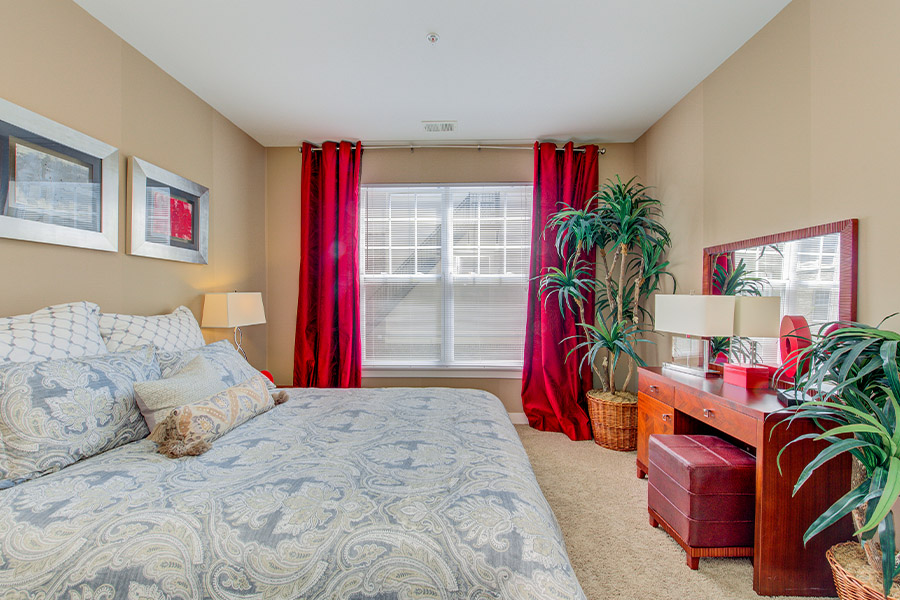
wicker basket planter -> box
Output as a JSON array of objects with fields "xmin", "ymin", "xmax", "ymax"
[
  {"xmin": 827, "ymin": 542, "xmax": 900, "ymax": 600},
  {"xmin": 586, "ymin": 389, "xmax": 638, "ymax": 451}
]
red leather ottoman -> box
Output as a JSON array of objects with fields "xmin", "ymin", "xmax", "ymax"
[{"xmin": 648, "ymin": 434, "xmax": 755, "ymax": 569}]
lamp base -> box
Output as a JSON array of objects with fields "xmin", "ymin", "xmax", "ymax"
[
  {"xmin": 662, "ymin": 362, "xmax": 721, "ymax": 379},
  {"xmin": 723, "ymin": 363, "xmax": 770, "ymax": 390}
]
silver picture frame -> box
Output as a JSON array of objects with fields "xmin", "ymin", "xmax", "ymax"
[
  {"xmin": 128, "ymin": 156, "xmax": 209, "ymax": 264},
  {"xmin": 0, "ymin": 97, "xmax": 118, "ymax": 252}
]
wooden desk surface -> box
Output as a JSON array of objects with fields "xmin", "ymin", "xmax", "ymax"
[{"xmin": 641, "ymin": 366, "xmax": 784, "ymax": 421}]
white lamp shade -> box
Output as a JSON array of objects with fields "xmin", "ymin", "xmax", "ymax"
[
  {"xmin": 654, "ymin": 294, "xmax": 735, "ymax": 337},
  {"xmin": 202, "ymin": 292, "xmax": 266, "ymax": 328},
  {"xmin": 733, "ymin": 296, "xmax": 782, "ymax": 338}
]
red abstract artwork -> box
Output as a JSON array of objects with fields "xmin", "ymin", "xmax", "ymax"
[
  {"xmin": 148, "ymin": 191, "xmax": 193, "ymax": 243},
  {"xmin": 169, "ymin": 197, "xmax": 193, "ymax": 242}
]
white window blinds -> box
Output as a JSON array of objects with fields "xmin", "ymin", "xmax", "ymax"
[{"xmin": 360, "ymin": 184, "xmax": 533, "ymax": 368}]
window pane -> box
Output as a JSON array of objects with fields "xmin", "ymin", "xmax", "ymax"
[
  {"xmin": 479, "ymin": 220, "xmax": 504, "ymax": 246},
  {"xmin": 367, "ymin": 224, "xmax": 388, "ymax": 247},
  {"xmin": 505, "ymin": 247, "xmax": 531, "ymax": 275},
  {"xmin": 453, "ymin": 280, "xmax": 528, "ymax": 362},
  {"xmin": 454, "ymin": 247, "xmax": 478, "ymax": 275},
  {"xmin": 365, "ymin": 248, "xmax": 388, "ymax": 274},
  {"xmin": 506, "ymin": 219, "xmax": 530, "ymax": 246},
  {"xmin": 417, "ymin": 248, "xmax": 441, "ymax": 274},
  {"xmin": 479, "ymin": 249, "xmax": 504, "ymax": 274},
  {"xmin": 416, "ymin": 194, "xmax": 442, "ymax": 219},
  {"xmin": 390, "ymin": 195, "xmax": 416, "ymax": 219},
  {"xmin": 363, "ymin": 281, "xmax": 442, "ymax": 363},
  {"xmin": 390, "ymin": 249, "xmax": 415, "ymax": 274},
  {"xmin": 390, "ymin": 220, "xmax": 414, "ymax": 246},
  {"xmin": 416, "ymin": 220, "xmax": 441, "ymax": 247}
]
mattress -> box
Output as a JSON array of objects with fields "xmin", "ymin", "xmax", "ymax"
[{"xmin": 0, "ymin": 387, "xmax": 585, "ymax": 599}]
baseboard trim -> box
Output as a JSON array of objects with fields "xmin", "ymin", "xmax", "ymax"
[{"xmin": 508, "ymin": 412, "xmax": 528, "ymax": 425}]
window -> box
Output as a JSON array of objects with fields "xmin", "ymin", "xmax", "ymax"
[{"xmin": 360, "ymin": 184, "xmax": 533, "ymax": 371}]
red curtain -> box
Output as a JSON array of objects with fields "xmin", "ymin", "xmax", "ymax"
[
  {"xmin": 521, "ymin": 142, "xmax": 599, "ymax": 441},
  {"xmin": 293, "ymin": 141, "xmax": 363, "ymax": 388}
]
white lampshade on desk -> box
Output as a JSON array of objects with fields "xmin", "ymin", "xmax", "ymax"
[
  {"xmin": 733, "ymin": 296, "xmax": 782, "ymax": 338},
  {"xmin": 202, "ymin": 292, "xmax": 266, "ymax": 360},
  {"xmin": 654, "ymin": 294, "xmax": 735, "ymax": 377},
  {"xmin": 654, "ymin": 294, "xmax": 735, "ymax": 337}
]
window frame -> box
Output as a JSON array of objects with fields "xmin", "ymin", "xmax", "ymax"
[{"xmin": 359, "ymin": 182, "xmax": 533, "ymax": 377}]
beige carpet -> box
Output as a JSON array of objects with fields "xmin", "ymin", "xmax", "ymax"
[{"xmin": 515, "ymin": 425, "xmax": 828, "ymax": 600}]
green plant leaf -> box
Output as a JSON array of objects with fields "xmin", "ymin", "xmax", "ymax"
[
  {"xmin": 793, "ymin": 438, "xmax": 873, "ymax": 495},
  {"xmin": 879, "ymin": 511, "xmax": 897, "ymax": 597},
  {"xmin": 858, "ymin": 456, "xmax": 900, "ymax": 536},
  {"xmin": 803, "ymin": 479, "xmax": 870, "ymax": 544}
]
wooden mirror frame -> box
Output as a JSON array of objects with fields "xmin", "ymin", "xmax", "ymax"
[{"xmin": 701, "ymin": 219, "xmax": 859, "ymax": 321}]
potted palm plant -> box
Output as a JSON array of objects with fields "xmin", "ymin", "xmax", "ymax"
[
  {"xmin": 540, "ymin": 176, "xmax": 674, "ymax": 450},
  {"xmin": 778, "ymin": 318, "xmax": 900, "ymax": 599}
]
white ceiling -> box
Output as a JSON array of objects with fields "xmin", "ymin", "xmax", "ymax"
[{"xmin": 73, "ymin": 0, "xmax": 791, "ymax": 147}]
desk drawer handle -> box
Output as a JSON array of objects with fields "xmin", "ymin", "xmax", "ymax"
[
  {"xmin": 703, "ymin": 408, "xmax": 714, "ymax": 418},
  {"xmin": 649, "ymin": 385, "xmax": 659, "ymax": 394},
  {"xmin": 661, "ymin": 413, "xmax": 671, "ymax": 422}
]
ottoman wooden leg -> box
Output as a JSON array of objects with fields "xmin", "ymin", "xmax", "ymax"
[
  {"xmin": 649, "ymin": 511, "xmax": 659, "ymax": 528},
  {"xmin": 687, "ymin": 555, "xmax": 699, "ymax": 570}
]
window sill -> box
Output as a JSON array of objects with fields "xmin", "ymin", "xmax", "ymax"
[{"xmin": 362, "ymin": 366, "xmax": 523, "ymax": 380}]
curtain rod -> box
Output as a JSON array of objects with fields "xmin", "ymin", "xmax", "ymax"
[{"xmin": 301, "ymin": 143, "xmax": 606, "ymax": 154}]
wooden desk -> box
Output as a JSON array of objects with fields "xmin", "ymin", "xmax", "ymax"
[{"xmin": 637, "ymin": 366, "xmax": 852, "ymax": 597}]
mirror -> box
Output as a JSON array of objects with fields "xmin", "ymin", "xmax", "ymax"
[{"xmin": 702, "ymin": 219, "xmax": 858, "ymax": 365}]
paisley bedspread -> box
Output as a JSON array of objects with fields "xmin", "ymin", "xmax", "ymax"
[{"xmin": 0, "ymin": 387, "xmax": 585, "ymax": 599}]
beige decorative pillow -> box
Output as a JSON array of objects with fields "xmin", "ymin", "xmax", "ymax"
[
  {"xmin": 133, "ymin": 356, "xmax": 227, "ymax": 430},
  {"xmin": 152, "ymin": 374, "xmax": 274, "ymax": 458}
]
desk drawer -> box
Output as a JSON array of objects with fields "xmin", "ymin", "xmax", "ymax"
[
  {"xmin": 637, "ymin": 392, "xmax": 677, "ymax": 472},
  {"xmin": 672, "ymin": 389, "xmax": 757, "ymax": 446},
  {"xmin": 638, "ymin": 373, "xmax": 674, "ymax": 405}
]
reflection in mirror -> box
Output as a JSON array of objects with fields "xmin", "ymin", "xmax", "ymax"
[
  {"xmin": 729, "ymin": 233, "xmax": 840, "ymax": 363},
  {"xmin": 702, "ymin": 219, "xmax": 857, "ymax": 368}
]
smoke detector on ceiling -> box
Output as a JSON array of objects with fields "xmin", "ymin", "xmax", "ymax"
[
  {"xmin": 422, "ymin": 120, "xmax": 457, "ymax": 133},
  {"xmin": 426, "ymin": 32, "xmax": 439, "ymax": 45}
]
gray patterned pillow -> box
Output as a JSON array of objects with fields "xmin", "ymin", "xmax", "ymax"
[
  {"xmin": 0, "ymin": 346, "xmax": 160, "ymax": 488},
  {"xmin": 0, "ymin": 301, "xmax": 108, "ymax": 363},
  {"xmin": 157, "ymin": 340, "xmax": 276, "ymax": 390},
  {"xmin": 99, "ymin": 305, "xmax": 205, "ymax": 353},
  {"xmin": 133, "ymin": 356, "xmax": 228, "ymax": 431}
]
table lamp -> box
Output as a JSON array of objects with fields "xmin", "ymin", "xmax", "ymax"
[
  {"xmin": 201, "ymin": 292, "xmax": 266, "ymax": 360},
  {"xmin": 654, "ymin": 294, "xmax": 735, "ymax": 378},
  {"xmin": 723, "ymin": 295, "xmax": 782, "ymax": 389}
]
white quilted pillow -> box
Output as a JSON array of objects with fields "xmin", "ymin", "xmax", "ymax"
[
  {"xmin": 0, "ymin": 301, "xmax": 108, "ymax": 363},
  {"xmin": 99, "ymin": 305, "xmax": 205, "ymax": 353}
]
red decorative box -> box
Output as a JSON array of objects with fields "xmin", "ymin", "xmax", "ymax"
[{"xmin": 723, "ymin": 363, "xmax": 770, "ymax": 390}]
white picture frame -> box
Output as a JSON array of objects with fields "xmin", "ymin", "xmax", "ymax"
[
  {"xmin": 128, "ymin": 156, "xmax": 209, "ymax": 264},
  {"xmin": 0, "ymin": 97, "xmax": 118, "ymax": 252}
]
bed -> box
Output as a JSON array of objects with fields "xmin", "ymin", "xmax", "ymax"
[{"xmin": 0, "ymin": 386, "xmax": 586, "ymax": 599}]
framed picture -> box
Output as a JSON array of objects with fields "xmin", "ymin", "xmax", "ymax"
[
  {"xmin": 0, "ymin": 97, "xmax": 118, "ymax": 252},
  {"xmin": 128, "ymin": 157, "xmax": 209, "ymax": 264}
]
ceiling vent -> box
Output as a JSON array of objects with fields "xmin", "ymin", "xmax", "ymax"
[{"xmin": 422, "ymin": 120, "xmax": 457, "ymax": 133}]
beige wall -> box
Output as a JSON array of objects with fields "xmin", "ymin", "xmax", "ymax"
[
  {"xmin": 265, "ymin": 145, "xmax": 634, "ymax": 412},
  {"xmin": 635, "ymin": 0, "xmax": 900, "ymax": 328},
  {"xmin": 0, "ymin": 0, "xmax": 268, "ymax": 365}
]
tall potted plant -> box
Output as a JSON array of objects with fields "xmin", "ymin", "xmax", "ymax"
[
  {"xmin": 778, "ymin": 318, "xmax": 900, "ymax": 599},
  {"xmin": 540, "ymin": 176, "xmax": 674, "ymax": 450}
]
